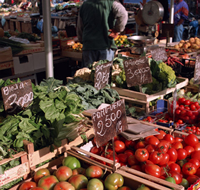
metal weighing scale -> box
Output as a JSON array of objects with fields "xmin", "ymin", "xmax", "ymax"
[{"xmin": 127, "ymin": 1, "xmax": 164, "ymax": 54}]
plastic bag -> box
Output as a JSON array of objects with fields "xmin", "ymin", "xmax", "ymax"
[
  {"xmin": 1, "ymin": 15, "xmax": 6, "ymax": 27},
  {"xmin": 36, "ymin": 19, "xmax": 43, "ymax": 32}
]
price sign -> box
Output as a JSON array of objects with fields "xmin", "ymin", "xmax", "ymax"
[
  {"xmin": 94, "ymin": 62, "xmax": 112, "ymax": 90},
  {"xmin": 151, "ymin": 47, "xmax": 168, "ymax": 62},
  {"xmin": 1, "ymin": 79, "xmax": 33, "ymax": 114},
  {"xmin": 194, "ymin": 56, "xmax": 200, "ymax": 85},
  {"xmin": 92, "ymin": 99, "xmax": 127, "ymax": 147},
  {"xmin": 123, "ymin": 57, "xmax": 152, "ymax": 87}
]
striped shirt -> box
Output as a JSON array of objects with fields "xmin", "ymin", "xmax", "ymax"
[{"xmin": 174, "ymin": 0, "xmax": 189, "ymax": 25}]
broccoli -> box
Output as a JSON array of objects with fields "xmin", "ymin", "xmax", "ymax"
[{"xmin": 142, "ymin": 77, "xmax": 162, "ymax": 94}]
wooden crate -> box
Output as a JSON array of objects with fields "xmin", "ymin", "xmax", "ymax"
[
  {"xmin": 0, "ymin": 142, "xmax": 30, "ymax": 188},
  {"xmin": 25, "ymin": 127, "xmax": 94, "ymax": 169},
  {"xmin": 185, "ymin": 84, "xmax": 199, "ymax": 93},
  {"xmin": 11, "ymin": 146, "xmax": 177, "ymax": 190},
  {"xmin": 112, "ymin": 77, "xmax": 188, "ymax": 113},
  {"xmin": 21, "ymin": 21, "xmax": 32, "ymax": 34},
  {"xmin": 61, "ymin": 49, "xmax": 82, "ymax": 61}
]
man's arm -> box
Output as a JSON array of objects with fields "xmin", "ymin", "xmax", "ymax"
[
  {"xmin": 112, "ymin": 0, "xmax": 128, "ymax": 33},
  {"xmin": 76, "ymin": 11, "xmax": 84, "ymax": 43}
]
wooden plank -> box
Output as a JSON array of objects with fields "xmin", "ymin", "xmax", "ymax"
[
  {"xmin": 21, "ymin": 22, "xmax": 32, "ymax": 33},
  {"xmin": 0, "ymin": 61, "xmax": 13, "ymax": 71},
  {"xmin": 15, "ymin": 21, "xmax": 21, "ymax": 33},
  {"xmin": 120, "ymin": 166, "xmax": 184, "ymax": 190}
]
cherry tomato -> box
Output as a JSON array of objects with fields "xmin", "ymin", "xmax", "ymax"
[
  {"xmin": 167, "ymin": 148, "xmax": 178, "ymax": 162},
  {"xmin": 177, "ymin": 148, "xmax": 188, "ymax": 160},
  {"xmin": 125, "ymin": 140, "xmax": 135, "ymax": 149},
  {"xmin": 195, "ymin": 168, "xmax": 200, "ymax": 177},
  {"xmin": 169, "ymin": 163, "xmax": 181, "ymax": 173},
  {"xmin": 175, "ymin": 109, "xmax": 181, "ymax": 115},
  {"xmin": 178, "ymin": 97, "xmax": 186, "ymax": 104},
  {"xmin": 179, "ymin": 105, "xmax": 185, "ymax": 110},
  {"xmin": 135, "ymin": 148, "xmax": 149, "ymax": 162},
  {"xmin": 182, "ymin": 162, "xmax": 197, "ymax": 176},
  {"xmin": 190, "ymin": 104, "xmax": 196, "ymax": 111},
  {"xmin": 90, "ymin": 146, "xmax": 103, "ymax": 155},
  {"xmin": 185, "ymin": 100, "xmax": 191, "ymax": 106},
  {"xmin": 177, "ymin": 119, "xmax": 183, "ymax": 124},
  {"xmin": 135, "ymin": 140, "xmax": 146, "ymax": 149},
  {"xmin": 174, "ymin": 137, "xmax": 183, "ymax": 142},
  {"xmin": 118, "ymin": 154, "xmax": 128, "ymax": 164},
  {"xmin": 130, "ymin": 165, "xmax": 142, "ymax": 171},
  {"xmin": 184, "ymin": 134, "xmax": 199, "ymax": 147},
  {"xmin": 141, "ymin": 160, "xmax": 154, "ymax": 172}
]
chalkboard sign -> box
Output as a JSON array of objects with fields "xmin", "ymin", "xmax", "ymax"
[
  {"xmin": 94, "ymin": 62, "xmax": 112, "ymax": 90},
  {"xmin": 194, "ymin": 56, "xmax": 200, "ymax": 85},
  {"xmin": 151, "ymin": 47, "xmax": 168, "ymax": 62},
  {"xmin": 1, "ymin": 79, "xmax": 33, "ymax": 114},
  {"xmin": 123, "ymin": 57, "xmax": 152, "ymax": 87},
  {"xmin": 92, "ymin": 99, "xmax": 127, "ymax": 148}
]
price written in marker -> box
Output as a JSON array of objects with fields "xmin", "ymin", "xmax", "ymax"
[
  {"xmin": 94, "ymin": 62, "xmax": 112, "ymax": 90},
  {"xmin": 92, "ymin": 99, "xmax": 127, "ymax": 148},
  {"xmin": 1, "ymin": 79, "xmax": 33, "ymax": 114},
  {"xmin": 123, "ymin": 57, "xmax": 152, "ymax": 87},
  {"xmin": 151, "ymin": 47, "xmax": 168, "ymax": 62},
  {"xmin": 194, "ymin": 55, "xmax": 200, "ymax": 85}
]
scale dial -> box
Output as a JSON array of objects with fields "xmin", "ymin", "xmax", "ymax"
[{"xmin": 142, "ymin": 1, "xmax": 164, "ymax": 26}]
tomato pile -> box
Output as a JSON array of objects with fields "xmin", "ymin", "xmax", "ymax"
[
  {"xmin": 18, "ymin": 155, "xmax": 150, "ymax": 190},
  {"xmin": 90, "ymin": 132, "xmax": 200, "ymax": 188},
  {"xmin": 182, "ymin": 125, "xmax": 200, "ymax": 136},
  {"xmin": 169, "ymin": 97, "xmax": 200, "ymax": 124}
]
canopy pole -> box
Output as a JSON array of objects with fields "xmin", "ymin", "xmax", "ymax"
[
  {"xmin": 169, "ymin": 0, "xmax": 174, "ymax": 43},
  {"xmin": 42, "ymin": 0, "xmax": 54, "ymax": 78}
]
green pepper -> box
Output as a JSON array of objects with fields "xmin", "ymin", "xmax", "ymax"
[{"xmin": 104, "ymin": 173, "xmax": 124, "ymax": 190}]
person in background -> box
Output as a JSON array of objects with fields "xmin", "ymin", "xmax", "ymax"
[
  {"xmin": 173, "ymin": 0, "xmax": 189, "ymax": 42},
  {"xmin": 77, "ymin": 0, "xmax": 128, "ymax": 67},
  {"xmin": 18, "ymin": 0, "xmax": 32, "ymax": 10}
]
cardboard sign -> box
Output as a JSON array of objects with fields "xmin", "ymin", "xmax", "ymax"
[
  {"xmin": 194, "ymin": 56, "xmax": 200, "ymax": 85},
  {"xmin": 94, "ymin": 62, "xmax": 112, "ymax": 90},
  {"xmin": 123, "ymin": 57, "xmax": 152, "ymax": 87},
  {"xmin": 1, "ymin": 79, "xmax": 33, "ymax": 114},
  {"xmin": 151, "ymin": 47, "xmax": 168, "ymax": 62},
  {"xmin": 92, "ymin": 99, "xmax": 127, "ymax": 147}
]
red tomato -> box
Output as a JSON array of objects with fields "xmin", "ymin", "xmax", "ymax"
[
  {"xmin": 178, "ymin": 97, "xmax": 186, "ymax": 104},
  {"xmin": 167, "ymin": 148, "xmax": 178, "ymax": 162},
  {"xmin": 54, "ymin": 182, "xmax": 75, "ymax": 190},
  {"xmin": 135, "ymin": 148, "xmax": 149, "ymax": 162},
  {"xmin": 145, "ymin": 164, "xmax": 161, "ymax": 178},
  {"xmin": 158, "ymin": 153, "xmax": 169, "ymax": 166},
  {"xmin": 90, "ymin": 146, "xmax": 103, "ymax": 155},
  {"xmin": 130, "ymin": 165, "xmax": 142, "ymax": 171},
  {"xmin": 34, "ymin": 168, "xmax": 50, "ymax": 183},
  {"xmin": 174, "ymin": 137, "xmax": 183, "ymax": 142},
  {"xmin": 194, "ymin": 143, "xmax": 200, "ymax": 151},
  {"xmin": 168, "ymin": 171, "xmax": 182, "ymax": 184},
  {"xmin": 169, "ymin": 163, "xmax": 181, "ymax": 173},
  {"xmin": 118, "ymin": 154, "xmax": 128, "ymax": 164},
  {"xmin": 177, "ymin": 119, "xmax": 183, "ymax": 124},
  {"xmin": 188, "ymin": 158, "xmax": 200, "ymax": 169},
  {"xmin": 177, "ymin": 148, "xmax": 188, "ymax": 160},
  {"xmin": 184, "ymin": 146, "xmax": 195, "ymax": 156},
  {"xmin": 114, "ymin": 140, "xmax": 126, "ymax": 153},
  {"xmin": 145, "ymin": 144, "xmax": 156, "ymax": 154},
  {"xmin": 163, "ymin": 134, "xmax": 174, "ymax": 144},
  {"xmin": 141, "ymin": 160, "xmax": 154, "ymax": 172},
  {"xmin": 125, "ymin": 140, "xmax": 135, "ymax": 149},
  {"xmin": 157, "ymin": 140, "xmax": 170, "ymax": 154},
  {"xmin": 191, "ymin": 151, "xmax": 200, "ymax": 161},
  {"xmin": 184, "ymin": 134, "xmax": 199, "ymax": 147},
  {"xmin": 124, "ymin": 150, "xmax": 134, "ymax": 157},
  {"xmin": 19, "ymin": 182, "xmax": 37, "ymax": 190},
  {"xmin": 182, "ymin": 162, "xmax": 197, "ymax": 176},
  {"xmin": 135, "ymin": 140, "xmax": 147, "ymax": 149},
  {"xmin": 155, "ymin": 130, "xmax": 166, "ymax": 140},
  {"xmin": 175, "ymin": 109, "xmax": 181, "ymax": 115},
  {"xmin": 185, "ymin": 100, "xmax": 191, "ymax": 106},
  {"xmin": 147, "ymin": 136, "xmax": 160, "ymax": 146},
  {"xmin": 38, "ymin": 176, "xmax": 59, "ymax": 190},
  {"xmin": 172, "ymin": 142, "xmax": 183, "ymax": 150},
  {"xmin": 187, "ymin": 175, "xmax": 199, "ymax": 185},
  {"xmin": 190, "ymin": 104, "xmax": 196, "ymax": 111},
  {"xmin": 127, "ymin": 155, "xmax": 138, "ymax": 166},
  {"xmin": 55, "ymin": 166, "xmax": 72, "ymax": 181},
  {"xmin": 195, "ymin": 168, "xmax": 200, "ymax": 177},
  {"xmin": 149, "ymin": 151, "xmax": 163, "ymax": 165}
]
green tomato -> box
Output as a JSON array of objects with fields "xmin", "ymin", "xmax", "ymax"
[
  {"xmin": 87, "ymin": 178, "xmax": 104, "ymax": 190},
  {"xmin": 180, "ymin": 178, "xmax": 189, "ymax": 188},
  {"xmin": 165, "ymin": 177, "xmax": 176, "ymax": 184},
  {"xmin": 136, "ymin": 184, "xmax": 151, "ymax": 190},
  {"xmin": 62, "ymin": 156, "xmax": 81, "ymax": 170},
  {"xmin": 104, "ymin": 173, "xmax": 124, "ymax": 190}
]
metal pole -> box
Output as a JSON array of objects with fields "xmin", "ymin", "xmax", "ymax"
[
  {"xmin": 42, "ymin": 0, "xmax": 54, "ymax": 78},
  {"xmin": 169, "ymin": 0, "xmax": 174, "ymax": 43}
]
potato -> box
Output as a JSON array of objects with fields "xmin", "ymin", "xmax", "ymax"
[
  {"xmin": 183, "ymin": 44, "xmax": 188, "ymax": 49},
  {"xmin": 186, "ymin": 42, "xmax": 191, "ymax": 47},
  {"xmin": 189, "ymin": 37, "xmax": 195, "ymax": 43},
  {"xmin": 179, "ymin": 43, "xmax": 183, "ymax": 48},
  {"xmin": 174, "ymin": 44, "xmax": 179, "ymax": 49},
  {"xmin": 195, "ymin": 39, "xmax": 200, "ymax": 45},
  {"xmin": 180, "ymin": 40, "xmax": 185, "ymax": 43}
]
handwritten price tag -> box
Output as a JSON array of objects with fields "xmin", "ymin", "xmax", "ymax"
[
  {"xmin": 194, "ymin": 56, "xmax": 200, "ymax": 85},
  {"xmin": 94, "ymin": 62, "xmax": 112, "ymax": 90},
  {"xmin": 151, "ymin": 47, "xmax": 168, "ymax": 62},
  {"xmin": 123, "ymin": 57, "xmax": 152, "ymax": 87},
  {"xmin": 1, "ymin": 79, "xmax": 33, "ymax": 114},
  {"xmin": 92, "ymin": 99, "xmax": 127, "ymax": 147}
]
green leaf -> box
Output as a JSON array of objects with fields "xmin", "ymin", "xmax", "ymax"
[
  {"xmin": 55, "ymin": 99, "xmax": 66, "ymax": 110},
  {"xmin": 40, "ymin": 77, "xmax": 63, "ymax": 93},
  {"xmin": 39, "ymin": 99, "xmax": 60, "ymax": 122},
  {"xmin": 21, "ymin": 109, "xmax": 32, "ymax": 118},
  {"xmin": 19, "ymin": 118, "xmax": 37, "ymax": 133},
  {"xmin": 0, "ymin": 165, "xmax": 4, "ymax": 175},
  {"xmin": 48, "ymin": 91, "xmax": 58, "ymax": 99}
]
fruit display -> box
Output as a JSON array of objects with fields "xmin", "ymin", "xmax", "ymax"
[
  {"xmin": 173, "ymin": 37, "xmax": 200, "ymax": 52},
  {"xmin": 72, "ymin": 42, "xmax": 83, "ymax": 51},
  {"xmin": 89, "ymin": 131, "xmax": 200, "ymax": 188},
  {"xmin": 16, "ymin": 156, "xmax": 152, "ymax": 190},
  {"xmin": 114, "ymin": 35, "xmax": 134, "ymax": 48}
]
